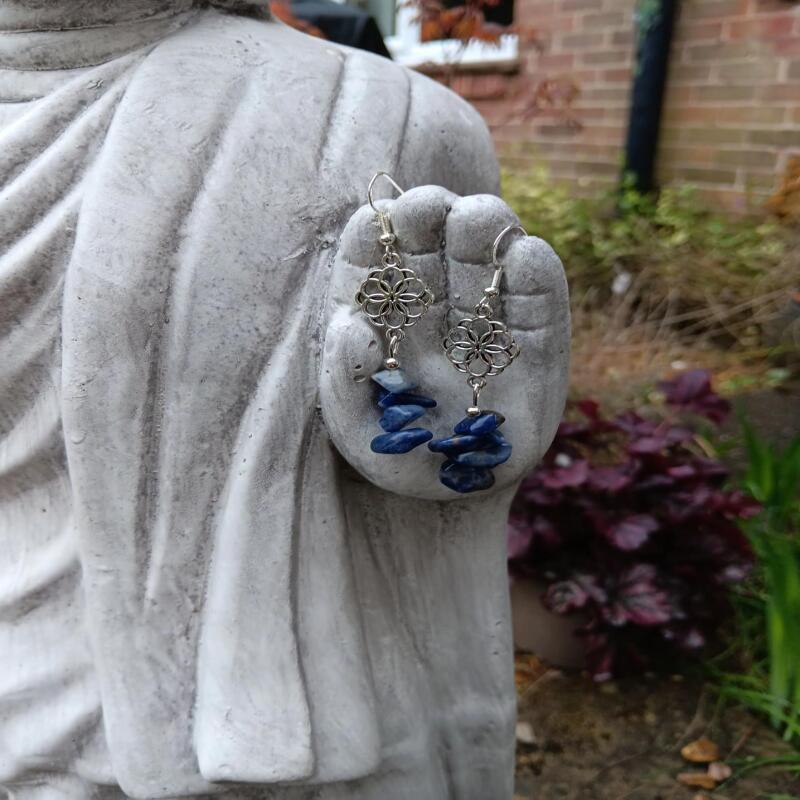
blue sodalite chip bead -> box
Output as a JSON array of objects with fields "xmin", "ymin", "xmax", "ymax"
[
  {"xmin": 369, "ymin": 368, "xmax": 436, "ymax": 455},
  {"xmin": 427, "ymin": 434, "xmax": 484, "ymax": 455},
  {"xmin": 429, "ymin": 410, "xmax": 511, "ymax": 493},
  {"xmin": 371, "ymin": 368, "xmax": 418, "ymax": 394},
  {"xmin": 377, "ymin": 390, "xmax": 437, "ymax": 410},
  {"xmin": 379, "ymin": 404, "xmax": 426, "ymax": 432},
  {"xmin": 454, "ymin": 411, "xmax": 505, "ymax": 436},
  {"xmin": 453, "ymin": 442, "xmax": 512, "ymax": 468},
  {"xmin": 440, "ymin": 461, "xmax": 495, "ymax": 494},
  {"xmin": 371, "ymin": 428, "xmax": 433, "ymax": 454}
]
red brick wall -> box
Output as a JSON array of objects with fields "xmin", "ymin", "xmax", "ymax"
[
  {"xmin": 660, "ymin": 0, "xmax": 800, "ymax": 210},
  {"xmin": 451, "ymin": 0, "xmax": 800, "ymax": 211}
]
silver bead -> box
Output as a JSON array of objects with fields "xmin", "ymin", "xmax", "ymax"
[
  {"xmin": 384, "ymin": 357, "xmax": 400, "ymax": 370},
  {"xmin": 378, "ymin": 232, "xmax": 396, "ymax": 246},
  {"xmin": 466, "ymin": 406, "xmax": 481, "ymax": 417}
]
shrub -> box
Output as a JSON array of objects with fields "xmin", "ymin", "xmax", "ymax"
[
  {"xmin": 502, "ymin": 168, "xmax": 793, "ymax": 340},
  {"xmin": 508, "ymin": 370, "xmax": 761, "ymax": 681}
]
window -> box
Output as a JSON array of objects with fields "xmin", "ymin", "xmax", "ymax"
[{"xmin": 359, "ymin": 0, "xmax": 519, "ymax": 68}]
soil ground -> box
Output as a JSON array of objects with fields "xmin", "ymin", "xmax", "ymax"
[{"xmin": 513, "ymin": 657, "xmax": 800, "ymax": 800}]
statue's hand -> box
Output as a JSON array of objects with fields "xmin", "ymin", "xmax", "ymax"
[{"xmin": 320, "ymin": 186, "xmax": 570, "ymax": 500}]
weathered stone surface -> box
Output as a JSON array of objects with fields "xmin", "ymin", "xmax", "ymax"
[{"xmin": 0, "ymin": 2, "xmax": 569, "ymax": 797}]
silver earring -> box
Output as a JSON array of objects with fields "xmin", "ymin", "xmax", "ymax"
[
  {"xmin": 429, "ymin": 224, "xmax": 523, "ymax": 493},
  {"xmin": 354, "ymin": 172, "xmax": 437, "ymax": 455}
]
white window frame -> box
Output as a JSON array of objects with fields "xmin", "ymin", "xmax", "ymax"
[{"xmin": 385, "ymin": 3, "xmax": 518, "ymax": 68}]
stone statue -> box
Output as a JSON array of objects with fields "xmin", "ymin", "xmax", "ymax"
[{"xmin": 0, "ymin": 1, "xmax": 570, "ymax": 797}]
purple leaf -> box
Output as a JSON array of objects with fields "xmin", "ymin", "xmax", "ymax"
[
  {"xmin": 721, "ymin": 562, "xmax": 753, "ymax": 583},
  {"xmin": 604, "ymin": 514, "xmax": 659, "ymax": 551},
  {"xmin": 635, "ymin": 473, "xmax": 675, "ymax": 491},
  {"xmin": 658, "ymin": 369, "xmax": 731, "ymax": 423},
  {"xmin": 667, "ymin": 464, "xmax": 697, "ymax": 480},
  {"xmin": 662, "ymin": 625, "xmax": 705, "ymax": 650},
  {"xmin": 665, "ymin": 425, "xmax": 694, "ymax": 445},
  {"xmin": 614, "ymin": 411, "xmax": 658, "ymax": 436},
  {"xmin": 545, "ymin": 575, "xmax": 606, "ymax": 615},
  {"xmin": 659, "ymin": 369, "xmax": 711, "ymax": 403},
  {"xmin": 582, "ymin": 631, "xmax": 615, "ymax": 683},
  {"xmin": 545, "ymin": 579, "xmax": 588, "ymax": 614},
  {"xmin": 540, "ymin": 459, "xmax": 589, "ymax": 489},
  {"xmin": 557, "ymin": 420, "xmax": 590, "ymax": 438},
  {"xmin": 577, "ymin": 573, "xmax": 608, "ymax": 604},
  {"xmin": 577, "ymin": 399, "xmax": 601, "ymax": 420},
  {"xmin": 588, "ymin": 464, "xmax": 634, "ymax": 492},
  {"xmin": 628, "ymin": 435, "xmax": 668, "ymax": 454},
  {"xmin": 605, "ymin": 564, "xmax": 674, "ymax": 626},
  {"xmin": 519, "ymin": 484, "xmax": 562, "ymax": 507},
  {"xmin": 718, "ymin": 490, "xmax": 762, "ymax": 519},
  {"xmin": 510, "ymin": 388, "xmax": 755, "ymax": 681}
]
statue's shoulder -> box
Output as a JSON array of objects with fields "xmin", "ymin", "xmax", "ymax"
[
  {"xmin": 129, "ymin": 11, "xmax": 498, "ymax": 193},
  {"xmin": 341, "ymin": 46, "xmax": 499, "ymax": 190}
]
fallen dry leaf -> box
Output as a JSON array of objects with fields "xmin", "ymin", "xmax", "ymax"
[
  {"xmin": 681, "ymin": 736, "xmax": 720, "ymax": 763},
  {"xmin": 515, "ymin": 720, "xmax": 536, "ymax": 745},
  {"xmin": 514, "ymin": 652, "xmax": 548, "ymax": 694},
  {"xmin": 692, "ymin": 795, "xmax": 710, "ymax": 800},
  {"xmin": 707, "ymin": 761, "xmax": 732, "ymax": 781},
  {"xmin": 677, "ymin": 772, "xmax": 717, "ymax": 790}
]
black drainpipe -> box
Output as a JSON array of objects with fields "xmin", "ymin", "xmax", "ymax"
[{"xmin": 623, "ymin": 0, "xmax": 680, "ymax": 193}]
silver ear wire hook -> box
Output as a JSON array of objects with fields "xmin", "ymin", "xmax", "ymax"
[
  {"xmin": 489, "ymin": 224, "xmax": 527, "ymax": 296},
  {"xmin": 367, "ymin": 172, "xmax": 405, "ymax": 213},
  {"xmin": 368, "ymin": 172, "xmax": 405, "ymax": 247}
]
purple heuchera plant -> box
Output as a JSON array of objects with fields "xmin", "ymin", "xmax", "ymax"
[{"xmin": 509, "ymin": 370, "xmax": 760, "ymax": 681}]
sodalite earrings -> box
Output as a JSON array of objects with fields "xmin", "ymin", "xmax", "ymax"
[
  {"xmin": 354, "ymin": 175, "xmax": 522, "ymax": 493},
  {"xmin": 355, "ymin": 173, "xmax": 437, "ymax": 455},
  {"xmin": 428, "ymin": 225, "xmax": 523, "ymax": 494}
]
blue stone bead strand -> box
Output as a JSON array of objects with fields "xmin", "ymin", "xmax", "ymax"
[
  {"xmin": 369, "ymin": 368, "xmax": 436, "ymax": 455},
  {"xmin": 428, "ymin": 411, "xmax": 511, "ymax": 493}
]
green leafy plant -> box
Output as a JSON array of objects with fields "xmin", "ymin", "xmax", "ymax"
[
  {"xmin": 715, "ymin": 422, "xmax": 800, "ymax": 743},
  {"xmin": 502, "ymin": 168, "xmax": 794, "ymax": 344}
]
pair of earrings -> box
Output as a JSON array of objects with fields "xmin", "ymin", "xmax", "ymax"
[{"xmin": 354, "ymin": 173, "xmax": 522, "ymax": 494}]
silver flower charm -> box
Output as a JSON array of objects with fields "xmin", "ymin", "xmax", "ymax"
[
  {"xmin": 355, "ymin": 265, "xmax": 434, "ymax": 330},
  {"xmin": 444, "ymin": 316, "xmax": 520, "ymax": 378}
]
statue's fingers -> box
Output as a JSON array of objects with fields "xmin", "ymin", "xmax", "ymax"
[
  {"xmin": 444, "ymin": 194, "xmax": 568, "ymax": 337},
  {"xmin": 330, "ymin": 201, "xmax": 395, "ymax": 310},
  {"xmin": 465, "ymin": 233, "xmax": 570, "ymax": 378},
  {"xmin": 444, "ymin": 194, "xmax": 520, "ymax": 322},
  {"xmin": 338, "ymin": 202, "xmax": 388, "ymax": 270},
  {"xmin": 387, "ymin": 185, "xmax": 458, "ymax": 305},
  {"xmin": 500, "ymin": 236, "xmax": 570, "ymax": 340}
]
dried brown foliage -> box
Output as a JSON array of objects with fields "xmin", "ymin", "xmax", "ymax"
[
  {"xmin": 407, "ymin": 0, "xmax": 578, "ymax": 123},
  {"xmin": 269, "ymin": 1, "xmax": 325, "ymax": 37}
]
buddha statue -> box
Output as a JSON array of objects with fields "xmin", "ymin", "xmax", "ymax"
[{"xmin": 0, "ymin": 1, "xmax": 569, "ymax": 797}]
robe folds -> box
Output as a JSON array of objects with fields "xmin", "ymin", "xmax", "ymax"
[{"xmin": 0, "ymin": 5, "xmax": 513, "ymax": 798}]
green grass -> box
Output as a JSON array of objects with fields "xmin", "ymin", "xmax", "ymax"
[{"xmin": 715, "ymin": 420, "xmax": 800, "ymax": 744}]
